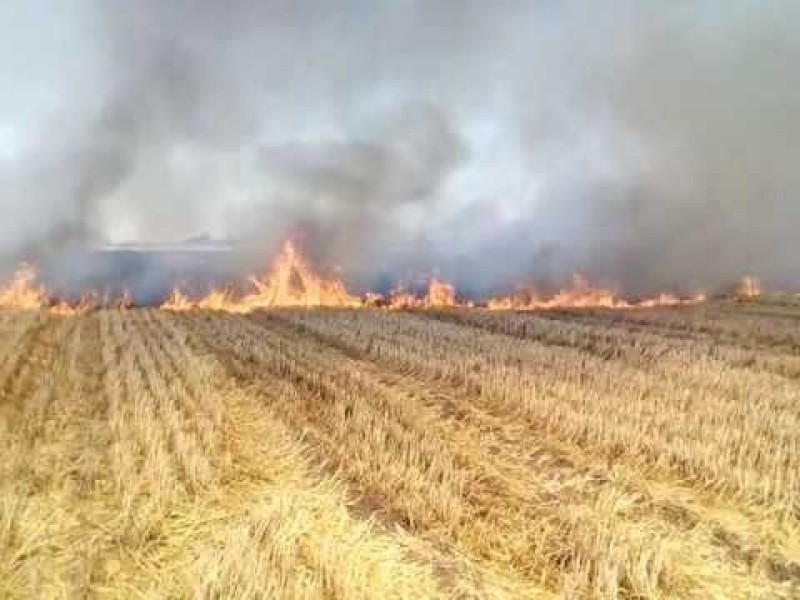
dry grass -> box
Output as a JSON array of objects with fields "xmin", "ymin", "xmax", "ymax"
[{"xmin": 0, "ymin": 300, "xmax": 798, "ymax": 598}]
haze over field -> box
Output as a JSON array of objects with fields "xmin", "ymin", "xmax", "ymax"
[
  {"xmin": 2, "ymin": 4, "xmax": 800, "ymax": 597},
  {"xmin": 1, "ymin": 1, "xmax": 798, "ymax": 294}
]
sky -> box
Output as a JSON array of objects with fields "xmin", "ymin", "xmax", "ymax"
[{"xmin": 1, "ymin": 1, "xmax": 798, "ymax": 293}]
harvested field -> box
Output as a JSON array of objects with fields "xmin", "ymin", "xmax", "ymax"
[{"xmin": 1, "ymin": 300, "xmax": 799, "ymax": 598}]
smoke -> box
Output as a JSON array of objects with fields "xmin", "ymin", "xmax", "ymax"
[
  {"xmin": 0, "ymin": 0, "xmax": 798, "ymax": 294},
  {"xmin": 513, "ymin": 2, "xmax": 800, "ymax": 292},
  {"xmin": 235, "ymin": 102, "xmax": 465, "ymax": 275}
]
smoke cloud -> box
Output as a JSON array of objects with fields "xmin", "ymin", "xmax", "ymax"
[{"xmin": 0, "ymin": 0, "xmax": 798, "ymax": 295}]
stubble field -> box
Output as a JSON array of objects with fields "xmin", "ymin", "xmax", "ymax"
[{"xmin": 1, "ymin": 300, "xmax": 799, "ymax": 598}]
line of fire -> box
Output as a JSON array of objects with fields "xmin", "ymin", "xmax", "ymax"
[{"xmin": 0, "ymin": 238, "xmax": 765, "ymax": 315}]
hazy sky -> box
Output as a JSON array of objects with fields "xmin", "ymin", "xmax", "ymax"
[{"xmin": 1, "ymin": 1, "xmax": 798, "ymax": 292}]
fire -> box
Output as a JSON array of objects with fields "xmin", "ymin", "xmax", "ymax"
[
  {"xmin": 0, "ymin": 245, "xmax": 727, "ymax": 315},
  {"xmin": 162, "ymin": 242, "xmax": 463, "ymax": 313},
  {"xmin": 160, "ymin": 240, "xmax": 715, "ymax": 313},
  {"xmin": 387, "ymin": 277, "xmax": 458, "ymax": 309},
  {"xmin": 0, "ymin": 265, "xmax": 130, "ymax": 314},
  {"xmin": 161, "ymin": 288, "xmax": 197, "ymax": 312},
  {"xmin": 737, "ymin": 276, "xmax": 762, "ymax": 299},
  {"xmin": 363, "ymin": 292, "xmax": 386, "ymax": 307},
  {"xmin": 196, "ymin": 289, "xmax": 241, "ymax": 312},
  {"xmin": 540, "ymin": 274, "xmax": 624, "ymax": 309},
  {"xmin": 427, "ymin": 277, "xmax": 456, "ymax": 307},
  {"xmin": 386, "ymin": 285, "xmax": 418, "ymax": 309},
  {"xmin": 162, "ymin": 240, "xmax": 361, "ymax": 312},
  {"xmin": 486, "ymin": 275, "xmax": 706, "ymax": 311},
  {"xmin": 0, "ymin": 264, "xmax": 47, "ymax": 310},
  {"xmin": 244, "ymin": 240, "xmax": 360, "ymax": 309},
  {"xmin": 50, "ymin": 296, "xmax": 96, "ymax": 317}
]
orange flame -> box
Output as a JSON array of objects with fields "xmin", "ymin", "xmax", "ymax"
[
  {"xmin": 388, "ymin": 277, "xmax": 458, "ymax": 309},
  {"xmin": 244, "ymin": 240, "xmax": 360, "ymax": 309},
  {"xmin": 486, "ymin": 275, "xmax": 706, "ymax": 311},
  {"xmin": 50, "ymin": 296, "xmax": 96, "ymax": 317},
  {"xmin": 161, "ymin": 240, "xmax": 716, "ymax": 313},
  {"xmin": 162, "ymin": 240, "xmax": 361, "ymax": 312},
  {"xmin": 387, "ymin": 284, "xmax": 419, "ymax": 309},
  {"xmin": 0, "ymin": 265, "xmax": 130, "ymax": 314},
  {"xmin": 427, "ymin": 277, "xmax": 456, "ymax": 307},
  {"xmin": 0, "ymin": 248, "xmax": 723, "ymax": 315},
  {"xmin": 0, "ymin": 264, "xmax": 47, "ymax": 310},
  {"xmin": 161, "ymin": 288, "xmax": 195, "ymax": 312}
]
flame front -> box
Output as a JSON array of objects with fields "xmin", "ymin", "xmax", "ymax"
[
  {"xmin": 50, "ymin": 296, "xmax": 96, "ymax": 317},
  {"xmin": 0, "ymin": 265, "xmax": 128, "ymax": 315},
  {"xmin": 486, "ymin": 275, "xmax": 706, "ymax": 311},
  {"xmin": 387, "ymin": 277, "xmax": 457, "ymax": 309},
  {"xmin": 244, "ymin": 240, "xmax": 360, "ymax": 309},
  {"xmin": 427, "ymin": 278, "xmax": 457, "ymax": 307},
  {"xmin": 159, "ymin": 240, "xmax": 719, "ymax": 313},
  {"xmin": 0, "ymin": 265, "xmax": 47, "ymax": 310},
  {"xmin": 161, "ymin": 288, "xmax": 195, "ymax": 312},
  {"xmin": 163, "ymin": 240, "xmax": 361, "ymax": 313},
  {"xmin": 1, "ymin": 240, "xmax": 755, "ymax": 314}
]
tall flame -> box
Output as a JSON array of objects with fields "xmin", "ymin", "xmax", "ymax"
[
  {"xmin": 427, "ymin": 277, "xmax": 457, "ymax": 307},
  {"xmin": 163, "ymin": 240, "xmax": 361, "ymax": 312},
  {"xmin": 244, "ymin": 240, "xmax": 360, "ymax": 309}
]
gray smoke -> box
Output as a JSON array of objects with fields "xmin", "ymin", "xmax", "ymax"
[
  {"xmin": 1, "ymin": 0, "xmax": 798, "ymax": 295},
  {"xmin": 512, "ymin": 2, "xmax": 800, "ymax": 293}
]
